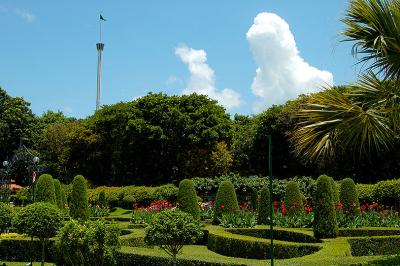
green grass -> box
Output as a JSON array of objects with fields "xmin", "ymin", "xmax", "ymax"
[
  {"xmin": 0, "ymin": 263, "xmax": 54, "ymax": 265},
  {"xmin": 109, "ymin": 207, "xmax": 132, "ymax": 218}
]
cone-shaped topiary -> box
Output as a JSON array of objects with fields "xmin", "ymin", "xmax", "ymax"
[
  {"xmin": 178, "ymin": 179, "xmax": 200, "ymax": 220},
  {"xmin": 69, "ymin": 175, "xmax": 89, "ymax": 220},
  {"xmin": 35, "ymin": 174, "xmax": 56, "ymax": 205},
  {"xmin": 213, "ymin": 181, "xmax": 239, "ymax": 224},
  {"xmin": 340, "ymin": 178, "xmax": 360, "ymax": 216},
  {"xmin": 284, "ymin": 181, "xmax": 303, "ymax": 215},
  {"xmin": 250, "ymin": 189, "xmax": 258, "ymax": 211},
  {"xmin": 53, "ymin": 179, "xmax": 64, "ymax": 209},
  {"xmin": 257, "ymin": 187, "xmax": 271, "ymax": 225},
  {"xmin": 328, "ymin": 176, "xmax": 340, "ymax": 206},
  {"xmin": 313, "ymin": 175, "xmax": 338, "ymax": 239}
]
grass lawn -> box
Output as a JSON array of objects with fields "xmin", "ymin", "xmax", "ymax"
[{"xmin": 108, "ymin": 207, "xmax": 132, "ymax": 218}]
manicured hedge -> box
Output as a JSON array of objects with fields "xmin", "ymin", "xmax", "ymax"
[
  {"xmin": 227, "ymin": 228, "xmax": 320, "ymax": 243},
  {"xmin": 0, "ymin": 238, "xmax": 56, "ymax": 261},
  {"xmin": 207, "ymin": 228, "xmax": 320, "ymax": 259},
  {"xmin": 339, "ymin": 228, "xmax": 400, "ymax": 237},
  {"xmin": 349, "ymin": 236, "xmax": 400, "ymax": 256},
  {"xmin": 120, "ymin": 231, "xmax": 146, "ymax": 247}
]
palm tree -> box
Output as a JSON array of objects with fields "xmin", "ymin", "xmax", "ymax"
[{"xmin": 291, "ymin": 0, "xmax": 400, "ymax": 163}]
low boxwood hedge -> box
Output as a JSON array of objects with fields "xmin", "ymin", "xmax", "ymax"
[
  {"xmin": 226, "ymin": 228, "xmax": 320, "ymax": 243},
  {"xmin": 349, "ymin": 236, "xmax": 400, "ymax": 256},
  {"xmin": 339, "ymin": 228, "xmax": 400, "ymax": 237},
  {"xmin": 0, "ymin": 238, "xmax": 56, "ymax": 261},
  {"xmin": 207, "ymin": 228, "xmax": 320, "ymax": 259}
]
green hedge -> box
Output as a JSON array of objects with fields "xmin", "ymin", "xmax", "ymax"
[
  {"xmin": 120, "ymin": 231, "xmax": 146, "ymax": 247},
  {"xmin": 349, "ymin": 236, "xmax": 400, "ymax": 256},
  {"xmin": 0, "ymin": 238, "xmax": 57, "ymax": 261},
  {"xmin": 207, "ymin": 228, "xmax": 320, "ymax": 259},
  {"xmin": 339, "ymin": 228, "xmax": 400, "ymax": 237},
  {"xmin": 226, "ymin": 228, "xmax": 320, "ymax": 243}
]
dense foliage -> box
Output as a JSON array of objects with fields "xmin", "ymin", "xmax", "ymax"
[
  {"xmin": 0, "ymin": 202, "xmax": 13, "ymax": 233},
  {"xmin": 257, "ymin": 187, "xmax": 271, "ymax": 225},
  {"xmin": 69, "ymin": 175, "xmax": 89, "ymax": 220},
  {"xmin": 144, "ymin": 209, "xmax": 203, "ymax": 265},
  {"xmin": 213, "ymin": 181, "xmax": 239, "ymax": 223},
  {"xmin": 340, "ymin": 178, "xmax": 360, "ymax": 216},
  {"xmin": 284, "ymin": 181, "xmax": 303, "ymax": 215},
  {"xmin": 56, "ymin": 220, "xmax": 120, "ymax": 266},
  {"xmin": 313, "ymin": 175, "xmax": 338, "ymax": 239},
  {"xmin": 177, "ymin": 179, "xmax": 200, "ymax": 220},
  {"xmin": 53, "ymin": 178, "xmax": 64, "ymax": 209},
  {"xmin": 13, "ymin": 202, "xmax": 63, "ymax": 266},
  {"xmin": 35, "ymin": 174, "xmax": 56, "ymax": 205}
]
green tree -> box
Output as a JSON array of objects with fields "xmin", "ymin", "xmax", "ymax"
[
  {"xmin": 35, "ymin": 174, "xmax": 56, "ymax": 205},
  {"xmin": 0, "ymin": 202, "xmax": 13, "ymax": 233},
  {"xmin": 177, "ymin": 179, "xmax": 200, "ymax": 220},
  {"xmin": 213, "ymin": 180, "xmax": 239, "ymax": 223},
  {"xmin": 284, "ymin": 181, "xmax": 303, "ymax": 215},
  {"xmin": 144, "ymin": 209, "xmax": 203, "ymax": 266},
  {"xmin": 340, "ymin": 178, "xmax": 360, "ymax": 216},
  {"xmin": 257, "ymin": 187, "xmax": 271, "ymax": 225},
  {"xmin": 70, "ymin": 175, "xmax": 89, "ymax": 220},
  {"xmin": 13, "ymin": 202, "xmax": 63, "ymax": 266},
  {"xmin": 313, "ymin": 175, "xmax": 338, "ymax": 239},
  {"xmin": 328, "ymin": 176, "xmax": 340, "ymax": 206}
]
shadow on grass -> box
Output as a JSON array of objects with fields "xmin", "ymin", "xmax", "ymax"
[{"xmin": 365, "ymin": 255, "xmax": 400, "ymax": 266}]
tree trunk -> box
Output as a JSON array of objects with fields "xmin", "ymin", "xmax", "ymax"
[
  {"xmin": 41, "ymin": 239, "xmax": 46, "ymax": 266},
  {"xmin": 173, "ymin": 253, "xmax": 177, "ymax": 266}
]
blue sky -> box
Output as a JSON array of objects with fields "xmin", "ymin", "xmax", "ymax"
[{"xmin": 0, "ymin": 1, "xmax": 359, "ymax": 118}]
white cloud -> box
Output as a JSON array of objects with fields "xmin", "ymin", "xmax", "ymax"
[
  {"xmin": 247, "ymin": 12, "xmax": 333, "ymax": 112},
  {"xmin": 15, "ymin": 8, "xmax": 36, "ymax": 23},
  {"xmin": 175, "ymin": 45, "xmax": 241, "ymax": 109},
  {"xmin": 166, "ymin": 75, "xmax": 184, "ymax": 87}
]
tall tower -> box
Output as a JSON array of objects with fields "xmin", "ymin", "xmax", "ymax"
[
  {"xmin": 96, "ymin": 14, "xmax": 106, "ymax": 111},
  {"xmin": 96, "ymin": 42, "xmax": 104, "ymax": 111}
]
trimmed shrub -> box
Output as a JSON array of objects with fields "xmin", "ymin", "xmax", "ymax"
[
  {"xmin": 13, "ymin": 202, "xmax": 63, "ymax": 265},
  {"xmin": 257, "ymin": 187, "xmax": 271, "ymax": 225},
  {"xmin": 284, "ymin": 181, "xmax": 303, "ymax": 215},
  {"xmin": 53, "ymin": 178, "xmax": 64, "ymax": 209},
  {"xmin": 178, "ymin": 179, "xmax": 200, "ymax": 220},
  {"xmin": 35, "ymin": 174, "xmax": 56, "ymax": 205},
  {"xmin": 313, "ymin": 175, "xmax": 338, "ymax": 239},
  {"xmin": 227, "ymin": 228, "xmax": 320, "ymax": 243},
  {"xmin": 356, "ymin": 184, "xmax": 375, "ymax": 204},
  {"xmin": 70, "ymin": 175, "xmax": 89, "ymax": 220},
  {"xmin": 56, "ymin": 220, "xmax": 120, "ymax": 266},
  {"xmin": 99, "ymin": 191, "xmax": 107, "ymax": 207},
  {"xmin": 145, "ymin": 209, "xmax": 203, "ymax": 265},
  {"xmin": 348, "ymin": 236, "xmax": 400, "ymax": 256},
  {"xmin": 213, "ymin": 181, "xmax": 239, "ymax": 224},
  {"xmin": 0, "ymin": 238, "xmax": 57, "ymax": 262},
  {"xmin": 340, "ymin": 178, "xmax": 360, "ymax": 216},
  {"xmin": 328, "ymin": 176, "xmax": 339, "ymax": 206},
  {"xmin": 0, "ymin": 202, "xmax": 13, "ymax": 233},
  {"xmin": 339, "ymin": 228, "xmax": 400, "ymax": 237}
]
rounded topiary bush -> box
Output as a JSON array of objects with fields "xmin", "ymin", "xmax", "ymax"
[
  {"xmin": 177, "ymin": 179, "xmax": 200, "ymax": 220},
  {"xmin": 340, "ymin": 178, "xmax": 360, "ymax": 216},
  {"xmin": 13, "ymin": 202, "xmax": 63, "ymax": 265},
  {"xmin": 53, "ymin": 179, "xmax": 64, "ymax": 209},
  {"xmin": 70, "ymin": 175, "xmax": 89, "ymax": 220},
  {"xmin": 284, "ymin": 181, "xmax": 303, "ymax": 215},
  {"xmin": 213, "ymin": 180, "xmax": 239, "ymax": 224},
  {"xmin": 328, "ymin": 176, "xmax": 340, "ymax": 206},
  {"xmin": 0, "ymin": 202, "xmax": 13, "ymax": 233},
  {"xmin": 313, "ymin": 175, "xmax": 338, "ymax": 239},
  {"xmin": 257, "ymin": 187, "xmax": 271, "ymax": 225},
  {"xmin": 35, "ymin": 174, "xmax": 56, "ymax": 205}
]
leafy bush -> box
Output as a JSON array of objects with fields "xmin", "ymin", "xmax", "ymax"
[
  {"xmin": 0, "ymin": 202, "xmax": 13, "ymax": 233},
  {"xmin": 56, "ymin": 220, "xmax": 120, "ymax": 266},
  {"xmin": 13, "ymin": 186, "xmax": 31, "ymax": 206},
  {"xmin": 13, "ymin": 202, "xmax": 63, "ymax": 265},
  {"xmin": 340, "ymin": 178, "xmax": 360, "ymax": 216},
  {"xmin": 144, "ymin": 209, "xmax": 203, "ymax": 265},
  {"xmin": 313, "ymin": 175, "xmax": 338, "ymax": 239},
  {"xmin": 250, "ymin": 189, "xmax": 258, "ymax": 211},
  {"xmin": 356, "ymin": 184, "xmax": 375, "ymax": 204},
  {"xmin": 70, "ymin": 175, "xmax": 89, "ymax": 220},
  {"xmin": 178, "ymin": 179, "xmax": 200, "ymax": 220},
  {"xmin": 329, "ymin": 176, "xmax": 339, "ymax": 205},
  {"xmin": 213, "ymin": 181, "xmax": 239, "ymax": 224},
  {"xmin": 99, "ymin": 190, "xmax": 107, "ymax": 207},
  {"xmin": 219, "ymin": 211, "xmax": 256, "ymax": 228},
  {"xmin": 90, "ymin": 205, "xmax": 110, "ymax": 217},
  {"xmin": 284, "ymin": 181, "xmax": 303, "ymax": 215},
  {"xmin": 131, "ymin": 210, "xmax": 155, "ymax": 225},
  {"xmin": 35, "ymin": 174, "xmax": 56, "ymax": 205},
  {"xmin": 275, "ymin": 211, "xmax": 314, "ymax": 228},
  {"xmin": 257, "ymin": 187, "xmax": 271, "ymax": 225},
  {"xmin": 53, "ymin": 178, "xmax": 64, "ymax": 209}
]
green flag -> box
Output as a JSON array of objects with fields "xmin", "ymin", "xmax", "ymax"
[{"xmin": 100, "ymin": 14, "xmax": 106, "ymax": 21}]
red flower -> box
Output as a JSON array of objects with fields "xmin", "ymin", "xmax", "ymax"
[
  {"xmin": 280, "ymin": 202, "xmax": 287, "ymax": 216},
  {"xmin": 304, "ymin": 206, "xmax": 313, "ymax": 213},
  {"xmin": 336, "ymin": 202, "xmax": 343, "ymax": 210},
  {"xmin": 220, "ymin": 204, "xmax": 225, "ymax": 209},
  {"xmin": 273, "ymin": 200, "xmax": 278, "ymax": 210}
]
